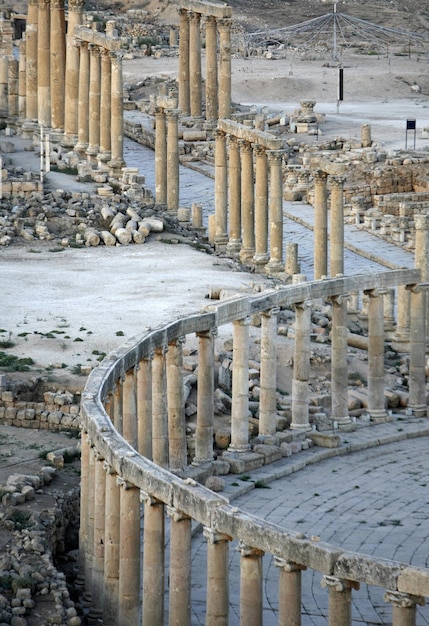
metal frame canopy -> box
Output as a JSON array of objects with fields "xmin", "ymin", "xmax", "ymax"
[{"xmin": 240, "ymin": 2, "xmax": 429, "ymax": 62}]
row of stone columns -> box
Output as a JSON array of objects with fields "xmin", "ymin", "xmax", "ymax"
[
  {"xmin": 178, "ymin": 1, "xmax": 232, "ymax": 121},
  {"xmin": 214, "ymin": 125, "xmax": 285, "ymax": 274}
]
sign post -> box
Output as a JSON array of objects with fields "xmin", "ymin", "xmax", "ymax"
[{"xmin": 405, "ymin": 119, "xmax": 416, "ymax": 150}]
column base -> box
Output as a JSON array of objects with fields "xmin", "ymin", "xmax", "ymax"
[
  {"xmin": 108, "ymin": 158, "xmax": 125, "ymax": 179},
  {"xmin": 97, "ymin": 151, "xmax": 112, "ymax": 172},
  {"xmin": 226, "ymin": 239, "xmax": 242, "ymax": 255},
  {"xmin": 214, "ymin": 235, "xmax": 229, "ymax": 253},
  {"xmin": 74, "ymin": 141, "xmax": 89, "ymax": 159},
  {"xmin": 86, "ymin": 144, "xmax": 99, "ymax": 165},
  {"xmin": 20, "ymin": 119, "xmax": 38, "ymax": 139},
  {"xmin": 252, "ymin": 252, "xmax": 269, "ymax": 266},
  {"xmin": 239, "ymin": 247, "xmax": 255, "ymax": 264},
  {"xmin": 407, "ymin": 404, "xmax": 428, "ymax": 417},
  {"xmin": 265, "ymin": 259, "xmax": 284, "ymax": 275},
  {"xmin": 192, "ymin": 456, "xmax": 213, "ymax": 467},
  {"xmin": 391, "ymin": 334, "xmax": 410, "ymax": 353},
  {"xmin": 61, "ymin": 133, "xmax": 78, "ymax": 149},
  {"xmin": 222, "ymin": 450, "xmax": 264, "ymax": 474},
  {"xmin": 290, "ymin": 422, "xmax": 312, "ymax": 432},
  {"xmin": 369, "ymin": 409, "xmax": 390, "ymax": 423},
  {"xmin": 49, "ymin": 128, "xmax": 65, "ymax": 144}
]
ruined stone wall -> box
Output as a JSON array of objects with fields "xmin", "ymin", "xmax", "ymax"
[{"xmin": 0, "ymin": 390, "xmax": 80, "ymax": 431}]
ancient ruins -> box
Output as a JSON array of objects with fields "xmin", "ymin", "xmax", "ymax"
[{"xmin": 0, "ymin": 0, "xmax": 429, "ymax": 624}]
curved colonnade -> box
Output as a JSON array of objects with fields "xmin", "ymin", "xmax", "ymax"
[{"xmin": 81, "ymin": 268, "xmax": 428, "ymax": 626}]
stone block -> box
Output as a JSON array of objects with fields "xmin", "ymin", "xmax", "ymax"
[
  {"xmin": 398, "ymin": 567, "xmax": 429, "ymax": 597},
  {"xmin": 334, "ymin": 552, "xmax": 401, "ymax": 588},
  {"xmin": 221, "ymin": 451, "xmax": 264, "ymax": 474},
  {"xmin": 253, "ymin": 444, "xmax": 282, "ymax": 464},
  {"xmin": 308, "ymin": 432, "xmax": 341, "ymax": 448}
]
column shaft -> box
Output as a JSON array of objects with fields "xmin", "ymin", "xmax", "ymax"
[
  {"xmin": 330, "ymin": 176, "xmax": 345, "ymax": 277},
  {"xmin": 240, "ymin": 545, "xmax": 264, "ymax": 626},
  {"xmin": 79, "ymin": 432, "xmax": 90, "ymax": 572},
  {"xmin": 98, "ymin": 49, "xmax": 112, "ymax": 163},
  {"xmin": 50, "ymin": 0, "xmax": 66, "ymax": 130},
  {"xmin": 76, "ymin": 41, "xmax": 89, "ymax": 154},
  {"xmin": 229, "ymin": 317, "xmax": 251, "ymax": 451},
  {"xmin": 240, "ymin": 141, "xmax": 255, "ymax": 263},
  {"xmin": 275, "ymin": 559, "xmax": 303, "ymax": 626},
  {"xmin": 0, "ymin": 58, "xmax": 8, "ymax": 117},
  {"xmin": 291, "ymin": 301, "xmax": 312, "ymax": 430},
  {"xmin": 331, "ymin": 295, "xmax": 351, "ymax": 426},
  {"xmin": 168, "ymin": 509, "xmax": 192, "ymax": 626},
  {"xmin": 205, "ymin": 16, "xmax": 218, "ymax": 122},
  {"xmin": 37, "ymin": 0, "xmax": 51, "ymax": 127},
  {"xmin": 103, "ymin": 468, "xmax": 120, "ymax": 626},
  {"xmin": 227, "ymin": 136, "xmax": 241, "ymax": 253},
  {"xmin": 214, "ymin": 129, "xmax": 228, "ymax": 250},
  {"xmin": 155, "ymin": 107, "xmax": 167, "ymax": 205},
  {"xmin": 266, "ymin": 150, "xmax": 284, "ymax": 273},
  {"xmin": 8, "ymin": 59, "xmax": 18, "ymax": 118},
  {"xmin": 367, "ymin": 289, "xmax": 387, "ymax": 421},
  {"xmin": 142, "ymin": 497, "xmax": 165, "ymax": 626},
  {"xmin": 87, "ymin": 44, "xmax": 101, "ymax": 162},
  {"xmin": 178, "ymin": 9, "xmax": 190, "ymax": 115},
  {"xmin": 166, "ymin": 109, "xmax": 180, "ymax": 213},
  {"xmin": 109, "ymin": 52, "xmax": 125, "ymax": 175},
  {"xmin": 152, "ymin": 346, "xmax": 169, "ymax": 468},
  {"xmin": 259, "ymin": 309, "xmax": 278, "ymax": 435},
  {"xmin": 122, "ymin": 369, "xmax": 137, "ymax": 448},
  {"xmin": 137, "ymin": 357, "xmax": 152, "ymax": 459},
  {"xmin": 189, "ymin": 12, "xmax": 202, "ymax": 117},
  {"xmin": 204, "ymin": 529, "xmax": 230, "ymax": 626},
  {"xmin": 118, "ymin": 482, "xmax": 140, "ymax": 625},
  {"xmin": 194, "ymin": 330, "xmax": 214, "ymax": 464},
  {"xmin": 327, "ymin": 583, "xmax": 352, "ymax": 626},
  {"xmin": 86, "ymin": 447, "xmax": 95, "ymax": 584},
  {"xmin": 167, "ymin": 338, "xmax": 187, "ymax": 470},
  {"xmin": 314, "ymin": 171, "xmax": 328, "ymax": 279},
  {"xmin": 253, "ymin": 146, "xmax": 269, "ymax": 266},
  {"xmin": 25, "ymin": 0, "xmax": 38, "ymax": 121},
  {"xmin": 408, "ymin": 286, "xmax": 427, "ymax": 416},
  {"xmin": 92, "ymin": 455, "xmax": 106, "ymax": 607},
  {"xmin": 218, "ymin": 19, "xmax": 231, "ymax": 119},
  {"xmin": 18, "ymin": 40, "xmax": 26, "ymax": 119},
  {"xmin": 63, "ymin": 0, "xmax": 83, "ymax": 144}
]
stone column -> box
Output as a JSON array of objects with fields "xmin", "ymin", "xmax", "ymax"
[
  {"xmin": 194, "ymin": 330, "xmax": 215, "ymax": 465},
  {"xmin": 167, "ymin": 337, "xmax": 187, "ymax": 470},
  {"xmin": 239, "ymin": 543, "xmax": 264, "ymax": 626},
  {"xmin": 266, "ymin": 150, "xmax": 284, "ymax": 274},
  {"xmin": 167, "ymin": 507, "xmax": 191, "ymax": 626},
  {"xmin": 259, "ymin": 308, "xmax": 279, "ymax": 435},
  {"xmin": 87, "ymin": 43, "xmax": 101, "ymax": 163},
  {"xmin": 37, "ymin": 0, "xmax": 51, "ymax": 128},
  {"xmin": 229, "ymin": 317, "xmax": 251, "ymax": 452},
  {"xmin": 384, "ymin": 590, "xmax": 425, "ymax": 626},
  {"xmin": 86, "ymin": 446, "xmax": 95, "ymax": 583},
  {"xmin": 414, "ymin": 213, "xmax": 429, "ymax": 341},
  {"xmin": 214, "ymin": 129, "xmax": 228, "ymax": 250},
  {"xmin": 75, "ymin": 40, "xmax": 89, "ymax": 156},
  {"xmin": 25, "ymin": 0, "xmax": 38, "ymax": 122},
  {"xmin": 152, "ymin": 346, "xmax": 168, "ymax": 468},
  {"xmin": 227, "ymin": 136, "xmax": 241, "ymax": 253},
  {"xmin": 109, "ymin": 52, "xmax": 125, "ymax": 177},
  {"xmin": 50, "ymin": 0, "xmax": 66, "ymax": 130},
  {"xmin": 205, "ymin": 16, "xmax": 218, "ymax": 122},
  {"xmin": 103, "ymin": 466, "xmax": 120, "ymax": 626},
  {"xmin": 408, "ymin": 284, "xmax": 427, "ymax": 416},
  {"xmin": 321, "ymin": 576, "xmax": 355, "ymax": 626},
  {"xmin": 155, "ymin": 107, "xmax": 167, "ymax": 205},
  {"xmin": 112, "ymin": 378, "xmax": 123, "ymax": 433},
  {"xmin": 218, "ymin": 18, "xmax": 231, "ymax": 119},
  {"xmin": 361, "ymin": 123, "xmax": 372, "ymax": 148},
  {"xmin": 79, "ymin": 432, "xmax": 90, "ymax": 573},
  {"xmin": 392, "ymin": 285, "xmax": 410, "ymax": 351},
  {"xmin": 166, "ymin": 109, "xmax": 180, "ymax": 213},
  {"xmin": 18, "ymin": 39, "xmax": 26, "ymax": 120},
  {"xmin": 0, "ymin": 58, "xmax": 8, "ymax": 117},
  {"xmin": 367, "ymin": 288, "xmax": 387, "ymax": 421},
  {"xmin": 285, "ymin": 242, "xmax": 300, "ymax": 276},
  {"xmin": 189, "ymin": 11, "xmax": 202, "ymax": 117},
  {"xmin": 330, "ymin": 176, "xmax": 345, "ymax": 277},
  {"xmin": 383, "ymin": 288, "xmax": 396, "ymax": 336},
  {"xmin": 204, "ymin": 528, "xmax": 230, "ymax": 626},
  {"xmin": 275, "ymin": 558, "xmax": 305, "ymax": 626},
  {"xmin": 239, "ymin": 141, "xmax": 255, "ymax": 263},
  {"xmin": 330, "ymin": 294, "xmax": 351, "ymax": 427},
  {"xmin": 98, "ymin": 48, "xmax": 112, "ymax": 167},
  {"xmin": 142, "ymin": 494, "xmax": 165, "ymax": 626},
  {"xmin": 253, "ymin": 145, "xmax": 269, "ymax": 267},
  {"xmin": 314, "ymin": 170, "xmax": 328, "ymax": 280},
  {"xmin": 118, "ymin": 479, "xmax": 140, "ymax": 625},
  {"xmin": 7, "ymin": 59, "xmax": 18, "ymax": 118},
  {"xmin": 178, "ymin": 8, "xmax": 190, "ymax": 116},
  {"xmin": 137, "ymin": 356, "xmax": 152, "ymax": 459},
  {"xmin": 291, "ymin": 300, "xmax": 312, "ymax": 431},
  {"xmin": 92, "ymin": 453, "xmax": 106, "ymax": 607},
  {"xmin": 63, "ymin": 0, "xmax": 84, "ymax": 145},
  {"xmin": 122, "ymin": 368, "xmax": 137, "ymax": 448}
]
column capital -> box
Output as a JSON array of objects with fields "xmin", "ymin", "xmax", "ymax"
[
  {"xmin": 88, "ymin": 43, "xmax": 101, "ymax": 55},
  {"xmin": 329, "ymin": 293, "xmax": 350, "ymax": 306},
  {"xmin": 321, "ymin": 575, "xmax": 359, "ymax": 591},
  {"xmin": 203, "ymin": 527, "xmax": 232, "ymax": 544},
  {"xmin": 140, "ymin": 491, "xmax": 162, "ymax": 505},
  {"xmin": 166, "ymin": 108, "xmax": 180, "ymax": 121},
  {"xmin": 274, "ymin": 557, "xmax": 306, "ymax": 572},
  {"xmin": 267, "ymin": 149, "xmax": 284, "ymax": 163},
  {"xmin": 238, "ymin": 542, "xmax": 264, "ymax": 558},
  {"xmin": 102, "ymin": 460, "xmax": 116, "ymax": 474},
  {"xmin": 68, "ymin": 0, "xmax": 85, "ymax": 9},
  {"xmin": 239, "ymin": 139, "xmax": 253, "ymax": 154},
  {"xmin": 262, "ymin": 306, "xmax": 280, "ymax": 317},
  {"xmin": 234, "ymin": 316, "xmax": 251, "ymax": 327},
  {"xmin": 227, "ymin": 134, "xmax": 240, "ymax": 147},
  {"xmin": 189, "ymin": 11, "xmax": 201, "ymax": 23},
  {"xmin": 253, "ymin": 144, "xmax": 266, "ymax": 158},
  {"xmin": 383, "ymin": 590, "xmax": 426, "ymax": 608},
  {"xmin": 50, "ymin": 0, "xmax": 64, "ymax": 8},
  {"xmin": 116, "ymin": 476, "xmax": 138, "ymax": 490},
  {"xmin": 38, "ymin": 0, "xmax": 51, "ymax": 8},
  {"xmin": 154, "ymin": 344, "xmax": 168, "ymax": 356},
  {"xmin": 314, "ymin": 169, "xmax": 328, "ymax": 183},
  {"xmin": 168, "ymin": 335, "xmax": 186, "ymax": 347},
  {"xmin": 196, "ymin": 328, "xmax": 217, "ymax": 340},
  {"xmin": 294, "ymin": 299, "xmax": 312, "ymax": 310},
  {"xmin": 214, "ymin": 128, "xmax": 226, "ymax": 140},
  {"xmin": 178, "ymin": 7, "xmax": 189, "ymax": 18},
  {"xmin": 206, "ymin": 14, "xmax": 217, "ymax": 26},
  {"xmin": 330, "ymin": 175, "xmax": 345, "ymax": 187},
  {"xmin": 166, "ymin": 506, "xmax": 190, "ymax": 522},
  {"xmin": 365, "ymin": 287, "xmax": 388, "ymax": 298},
  {"xmin": 155, "ymin": 105, "xmax": 166, "ymax": 118},
  {"xmin": 217, "ymin": 17, "xmax": 232, "ymax": 32}
]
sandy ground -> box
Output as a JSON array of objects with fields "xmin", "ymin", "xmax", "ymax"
[{"xmin": 2, "ymin": 50, "xmax": 429, "ymax": 387}]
